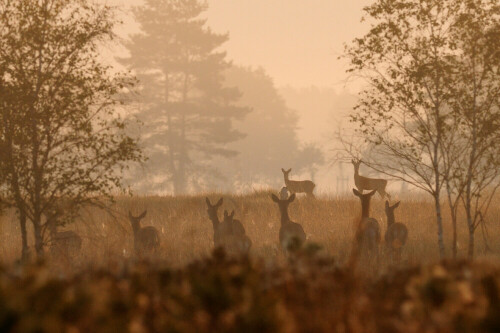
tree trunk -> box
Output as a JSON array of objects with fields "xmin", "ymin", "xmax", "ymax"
[
  {"xmin": 19, "ymin": 209, "xmax": 29, "ymax": 261},
  {"xmin": 434, "ymin": 194, "xmax": 445, "ymax": 258},
  {"xmin": 451, "ymin": 212, "xmax": 457, "ymax": 259},
  {"xmin": 33, "ymin": 215, "xmax": 44, "ymax": 258},
  {"xmin": 467, "ymin": 225, "xmax": 474, "ymax": 259}
]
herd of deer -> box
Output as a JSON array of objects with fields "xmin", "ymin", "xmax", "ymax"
[{"xmin": 47, "ymin": 159, "xmax": 408, "ymax": 262}]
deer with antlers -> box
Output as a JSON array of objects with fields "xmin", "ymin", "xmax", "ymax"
[
  {"xmin": 281, "ymin": 168, "xmax": 315, "ymax": 198},
  {"xmin": 352, "ymin": 159, "xmax": 391, "ymax": 199}
]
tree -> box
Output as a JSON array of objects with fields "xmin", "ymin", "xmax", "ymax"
[
  {"xmin": 344, "ymin": 0, "xmax": 463, "ymax": 258},
  {"xmin": 344, "ymin": 0, "xmax": 500, "ymax": 259},
  {"xmin": 0, "ymin": 0, "xmax": 143, "ymax": 258},
  {"xmin": 119, "ymin": 0, "xmax": 249, "ymax": 194},
  {"xmin": 444, "ymin": 2, "xmax": 500, "ymax": 258}
]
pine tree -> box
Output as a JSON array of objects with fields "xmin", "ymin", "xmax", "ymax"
[{"xmin": 120, "ymin": 0, "xmax": 249, "ymax": 194}]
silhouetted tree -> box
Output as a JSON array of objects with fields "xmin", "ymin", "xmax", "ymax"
[
  {"xmin": 345, "ymin": 0, "xmax": 500, "ymax": 259},
  {"xmin": 119, "ymin": 0, "xmax": 249, "ymax": 194},
  {"xmin": 0, "ymin": 0, "xmax": 143, "ymax": 258}
]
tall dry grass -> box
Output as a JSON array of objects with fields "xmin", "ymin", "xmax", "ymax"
[{"xmin": 0, "ymin": 191, "xmax": 497, "ymax": 271}]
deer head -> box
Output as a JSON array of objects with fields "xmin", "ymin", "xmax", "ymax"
[
  {"xmin": 206, "ymin": 197, "xmax": 223, "ymax": 222},
  {"xmin": 129, "ymin": 210, "xmax": 147, "ymax": 230}
]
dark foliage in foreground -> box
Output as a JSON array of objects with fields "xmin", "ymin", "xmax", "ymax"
[{"xmin": 0, "ymin": 250, "xmax": 499, "ymax": 332}]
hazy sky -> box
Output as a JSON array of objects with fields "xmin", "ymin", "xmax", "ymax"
[{"xmin": 109, "ymin": 0, "xmax": 372, "ymax": 88}]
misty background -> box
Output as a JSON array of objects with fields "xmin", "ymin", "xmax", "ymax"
[{"xmin": 104, "ymin": 0, "xmax": 374, "ymax": 194}]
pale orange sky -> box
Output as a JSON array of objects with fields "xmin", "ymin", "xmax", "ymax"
[{"xmin": 108, "ymin": 0, "xmax": 372, "ymax": 88}]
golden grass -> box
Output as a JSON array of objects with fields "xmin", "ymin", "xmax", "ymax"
[{"xmin": 0, "ymin": 191, "xmax": 497, "ymax": 270}]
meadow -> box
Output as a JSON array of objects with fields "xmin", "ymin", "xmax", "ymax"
[{"xmin": 0, "ymin": 191, "xmax": 499, "ymax": 332}]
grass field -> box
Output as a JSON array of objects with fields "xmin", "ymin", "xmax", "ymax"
[{"xmin": 0, "ymin": 191, "xmax": 500, "ymax": 332}]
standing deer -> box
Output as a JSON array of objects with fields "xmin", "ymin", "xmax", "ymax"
[
  {"xmin": 384, "ymin": 201, "xmax": 408, "ymax": 263},
  {"xmin": 282, "ymin": 168, "xmax": 316, "ymax": 198},
  {"xmin": 352, "ymin": 189, "xmax": 381, "ymax": 257},
  {"xmin": 222, "ymin": 210, "xmax": 252, "ymax": 255},
  {"xmin": 205, "ymin": 198, "xmax": 251, "ymax": 255},
  {"xmin": 271, "ymin": 193, "xmax": 306, "ymax": 253},
  {"xmin": 47, "ymin": 220, "xmax": 82, "ymax": 259},
  {"xmin": 128, "ymin": 210, "xmax": 160, "ymax": 255},
  {"xmin": 352, "ymin": 159, "xmax": 391, "ymax": 199}
]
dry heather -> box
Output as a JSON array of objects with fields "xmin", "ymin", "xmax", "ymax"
[{"xmin": 0, "ymin": 192, "xmax": 499, "ymax": 332}]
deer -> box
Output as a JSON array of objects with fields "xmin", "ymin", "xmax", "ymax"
[
  {"xmin": 128, "ymin": 210, "xmax": 160, "ymax": 255},
  {"xmin": 352, "ymin": 159, "xmax": 391, "ymax": 199},
  {"xmin": 384, "ymin": 201, "xmax": 408, "ymax": 263},
  {"xmin": 47, "ymin": 220, "xmax": 82, "ymax": 259},
  {"xmin": 222, "ymin": 210, "xmax": 252, "ymax": 255},
  {"xmin": 271, "ymin": 193, "xmax": 306, "ymax": 253},
  {"xmin": 281, "ymin": 168, "xmax": 316, "ymax": 198},
  {"xmin": 205, "ymin": 198, "xmax": 251, "ymax": 255},
  {"xmin": 352, "ymin": 189, "xmax": 381, "ymax": 258}
]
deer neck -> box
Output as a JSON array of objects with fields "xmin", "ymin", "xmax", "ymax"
[
  {"xmin": 361, "ymin": 201, "xmax": 370, "ymax": 219},
  {"xmin": 131, "ymin": 221, "xmax": 141, "ymax": 235},
  {"xmin": 279, "ymin": 206, "xmax": 291, "ymax": 225},
  {"xmin": 386, "ymin": 211, "xmax": 395, "ymax": 227},
  {"xmin": 283, "ymin": 173, "xmax": 290, "ymax": 185}
]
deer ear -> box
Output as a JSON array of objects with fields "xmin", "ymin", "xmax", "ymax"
[
  {"xmin": 271, "ymin": 194, "xmax": 279, "ymax": 202},
  {"xmin": 353, "ymin": 188, "xmax": 361, "ymax": 197},
  {"xmin": 287, "ymin": 168, "xmax": 292, "ymax": 173},
  {"xmin": 281, "ymin": 168, "xmax": 285, "ymax": 173},
  {"xmin": 216, "ymin": 198, "xmax": 223, "ymax": 207},
  {"xmin": 230, "ymin": 210, "xmax": 235, "ymax": 218},
  {"xmin": 205, "ymin": 197, "xmax": 212, "ymax": 207},
  {"xmin": 393, "ymin": 201, "xmax": 401, "ymax": 209},
  {"xmin": 368, "ymin": 190, "xmax": 377, "ymax": 197},
  {"xmin": 139, "ymin": 210, "xmax": 147, "ymax": 219},
  {"xmin": 288, "ymin": 193, "xmax": 296, "ymax": 202},
  {"xmin": 224, "ymin": 210, "xmax": 228, "ymax": 218}
]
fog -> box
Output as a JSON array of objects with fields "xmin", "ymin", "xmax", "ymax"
[{"xmin": 99, "ymin": 0, "xmax": 375, "ymax": 194}]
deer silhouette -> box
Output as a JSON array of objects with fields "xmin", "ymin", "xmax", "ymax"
[
  {"xmin": 282, "ymin": 168, "xmax": 315, "ymax": 198},
  {"xmin": 352, "ymin": 159, "xmax": 391, "ymax": 199},
  {"xmin": 128, "ymin": 210, "xmax": 160, "ymax": 255},
  {"xmin": 384, "ymin": 201, "xmax": 408, "ymax": 263},
  {"xmin": 205, "ymin": 198, "xmax": 252, "ymax": 255},
  {"xmin": 352, "ymin": 189, "xmax": 381, "ymax": 257},
  {"xmin": 271, "ymin": 193, "xmax": 306, "ymax": 253}
]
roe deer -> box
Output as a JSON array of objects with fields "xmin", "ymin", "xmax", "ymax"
[
  {"xmin": 205, "ymin": 198, "xmax": 251, "ymax": 255},
  {"xmin": 352, "ymin": 159, "xmax": 391, "ymax": 199},
  {"xmin": 47, "ymin": 220, "xmax": 82, "ymax": 259},
  {"xmin": 282, "ymin": 168, "xmax": 315, "ymax": 198},
  {"xmin": 384, "ymin": 201, "xmax": 408, "ymax": 262},
  {"xmin": 352, "ymin": 189, "xmax": 381, "ymax": 257},
  {"xmin": 128, "ymin": 210, "xmax": 160, "ymax": 255},
  {"xmin": 222, "ymin": 210, "xmax": 252, "ymax": 255},
  {"xmin": 271, "ymin": 193, "xmax": 306, "ymax": 253}
]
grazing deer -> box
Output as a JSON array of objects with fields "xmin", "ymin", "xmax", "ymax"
[
  {"xmin": 128, "ymin": 210, "xmax": 160, "ymax": 255},
  {"xmin": 384, "ymin": 201, "xmax": 408, "ymax": 262},
  {"xmin": 47, "ymin": 220, "xmax": 82, "ymax": 259},
  {"xmin": 271, "ymin": 193, "xmax": 306, "ymax": 253},
  {"xmin": 282, "ymin": 168, "xmax": 316, "ymax": 198},
  {"xmin": 352, "ymin": 159, "xmax": 391, "ymax": 199},
  {"xmin": 352, "ymin": 189, "xmax": 381, "ymax": 257}
]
